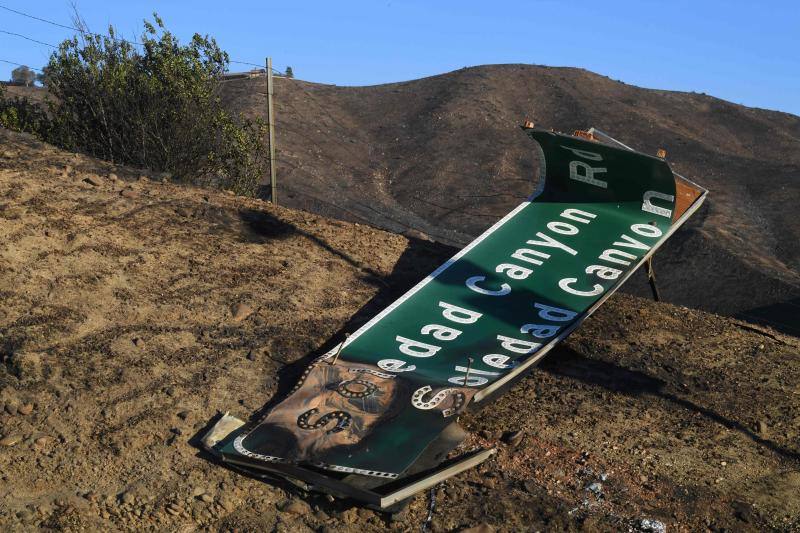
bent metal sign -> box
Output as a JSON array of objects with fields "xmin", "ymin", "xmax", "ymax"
[{"xmin": 216, "ymin": 127, "xmax": 707, "ymax": 482}]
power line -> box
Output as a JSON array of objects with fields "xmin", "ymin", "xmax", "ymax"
[
  {"xmin": 0, "ymin": 29, "xmax": 57, "ymax": 48},
  {"xmin": 0, "ymin": 4, "xmax": 283, "ymax": 73},
  {"xmin": 0, "ymin": 4, "xmax": 78, "ymax": 32},
  {"xmin": 0, "ymin": 58, "xmax": 43, "ymax": 71}
]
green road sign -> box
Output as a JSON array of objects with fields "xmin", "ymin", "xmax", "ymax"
[{"xmin": 213, "ymin": 127, "xmax": 707, "ymax": 484}]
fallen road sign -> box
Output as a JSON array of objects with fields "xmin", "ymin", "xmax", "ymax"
[{"xmin": 202, "ymin": 125, "xmax": 708, "ymax": 509}]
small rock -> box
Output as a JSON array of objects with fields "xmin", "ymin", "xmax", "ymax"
[
  {"xmin": 120, "ymin": 189, "xmax": 137, "ymax": 199},
  {"xmin": 340, "ymin": 507, "xmax": 359, "ymax": 524},
  {"xmin": 120, "ymin": 491, "xmax": 136, "ymax": 505},
  {"xmin": 107, "ymin": 172, "xmax": 119, "ymax": 181},
  {"xmin": 177, "ymin": 410, "xmax": 190, "ymax": 421},
  {"xmin": 34, "ymin": 436, "xmax": 50, "ymax": 446},
  {"xmin": 732, "ymin": 500, "xmax": 754, "ymax": 523},
  {"xmin": 175, "ymin": 207, "xmax": 192, "ymax": 218},
  {"xmin": 522, "ymin": 479, "xmax": 538, "ymax": 493},
  {"xmin": 0, "ymin": 434, "xmax": 22, "ymax": 447},
  {"xmin": 638, "ymin": 518, "xmax": 666, "ymax": 533},
  {"xmin": 83, "ymin": 175, "xmax": 103, "ymax": 186},
  {"xmin": 586, "ymin": 482, "xmax": 603, "ymax": 497},
  {"xmin": 219, "ymin": 497, "xmax": 235, "ymax": 512},
  {"xmin": 18, "ymin": 403, "xmax": 33, "ymax": 416},
  {"xmin": 158, "ymin": 172, "xmax": 172, "ymax": 183},
  {"xmin": 280, "ymin": 499, "xmax": 309, "ymax": 515},
  {"xmin": 756, "ymin": 420, "xmax": 768, "ymax": 435},
  {"xmin": 200, "ymin": 493, "xmax": 214, "ymax": 504},
  {"xmin": 231, "ymin": 302, "xmax": 253, "ymax": 322},
  {"xmin": 138, "ymin": 175, "xmax": 150, "ymax": 182},
  {"xmin": 501, "ymin": 429, "xmax": 524, "ymax": 447},
  {"xmin": 246, "ymin": 350, "xmax": 256, "ymax": 361},
  {"xmin": 132, "ymin": 337, "xmax": 145, "ymax": 348},
  {"xmin": 166, "ymin": 503, "xmax": 182, "ymax": 515},
  {"xmin": 6, "ymin": 352, "xmax": 42, "ymax": 383},
  {"xmin": 639, "ymin": 475, "xmax": 649, "ymax": 483},
  {"xmin": 4, "ymin": 403, "xmax": 17, "ymax": 416}
]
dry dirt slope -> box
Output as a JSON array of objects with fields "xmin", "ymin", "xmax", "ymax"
[
  {"xmin": 221, "ymin": 64, "xmax": 800, "ymax": 336},
  {"xmin": 1, "ymin": 128, "xmax": 800, "ymax": 532}
]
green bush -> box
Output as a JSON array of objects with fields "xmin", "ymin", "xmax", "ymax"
[
  {"xmin": 0, "ymin": 15, "xmax": 267, "ymax": 196},
  {"xmin": 0, "ymin": 85, "xmax": 52, "ymax": 136}
]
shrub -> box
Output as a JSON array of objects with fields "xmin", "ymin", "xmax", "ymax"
[
  {"xmin": 0, "ymin": 85, "xmax": 51, "ymax": 136},
  {"xmin": 0, "ymin": 14, "xmax": 267, "ymax": 196}
]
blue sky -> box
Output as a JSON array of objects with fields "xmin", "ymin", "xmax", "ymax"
[{"xmin": 1, "ymin": 0, "xmax": 798, "ymax": 115}]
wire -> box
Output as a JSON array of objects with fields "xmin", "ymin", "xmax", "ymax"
[
  {"xmin": 0, "ymin": 4, "xmax": 284, "ymax": 74},
  {"xmin": 0, "ymin": 58, "xmax": 43, "ymax": 71},
  {"xmin": 0, "ymin": 4, "xmax": 77, "ymax": 32},
  {"xmin": 0, "ymin": 29, "xmax": 57, "ymax": 48}
]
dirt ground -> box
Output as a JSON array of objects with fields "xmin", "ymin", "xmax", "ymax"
[{"xmin": 1, "ymin": 129, "xmax": 799, "ymax": 532}]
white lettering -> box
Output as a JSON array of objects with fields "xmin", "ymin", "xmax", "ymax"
[
  {"xmin": 560, "ymin": 208, "xmax": 597, "ymax": 224},
  {"xmin": 497, "ymin": 335, "xmax": 542, "ymax": 354},
  {"xmin": 511, "ymin": 248, "xmax": 549, "ymax": 266},
  {"xmin": 599, "ymin": 248, "xmax": 637, "ymax": 266},
  {"xmin": 613, "ymin": 234, "xmax": 650, "ymax": 251},
  {"xmin": 396, "ymin": 336, "xmax": 441, "ymax": 358},
  {"xmin": 448, "ymin": 375, "xmax": 489, "ymax": 387},
  {"xmin": 586, "ymin": 264, "xmax": 623, "ymax": 280},
  {"xmin": 527, "ymin": 232, "xmax": 578, "ymax": 256},
  {"xmin": 560, "ymin": 145, "xmax": 603, "ymax": 161},
  {"xmin": 496, "ymin": 263, "xmax": 534, "ymax": 280},
  {"xmin": 534, "ymin": 302, "xmax": 577, "ymax": 322},
  {"xmin": 569, "ymin": 160, "xmax": 608, "ymax": 188},
  {"xmin": 439, "ymin": 301, "xmax": 482, "ymax": 324},
  {"xmin": 631, "ymin": 223, "xmax": 663, "ymax": 238},
  {"xmin": 420, "ymin": 324, "xmax": 462, "ymax": 341},
  {"xmin": 466, "ymin": 276, "xmax": 511, "ymax": 296},
  {"xmin": 378, "ymin": 359, "xmax": 416, "ymax": 373},
  {"xmin": 642, "ymin": 191, "xmax": 674, "ymax": 218},
  {"xmin": 559, "ymin": 277, "xmax": 604, "ymax": 297},
  {"xmin": 483, "ymin": 353, "xmax": 514, "ymax": 369},
  {"xmin": 520, "ymin": 323, "xmax": 561, "ymax": 339},
  {"xmin": 547, "ymin": 220, "xmax": 579, "ymax": 235}
]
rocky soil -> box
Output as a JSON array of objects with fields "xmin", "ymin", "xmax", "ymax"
[{"xmin": 1, "ymin": 129, "xmax": 799, "ymax": 531}]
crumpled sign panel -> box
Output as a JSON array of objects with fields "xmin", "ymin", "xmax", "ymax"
[{"xmin": 204, "ymin": 127, "xmax": 707, "ymax": 507}]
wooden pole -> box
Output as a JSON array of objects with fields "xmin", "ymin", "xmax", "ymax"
[
  {"xmin": 645, "ymin": 256, "xmax": 661, "ymax": 302},
  {"xmin": 266, "ymin": 57, "xmax": 277, "ymax": 204}
]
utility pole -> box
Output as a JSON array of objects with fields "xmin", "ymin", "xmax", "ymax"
[{"xmin": 266, "ymin": 57, "xmax": 277, "ymax": 204}]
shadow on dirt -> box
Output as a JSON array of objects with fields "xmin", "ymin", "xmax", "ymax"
[
  {"xmin": 238, "ymin": 208, "xmax": 393, "ymax": 287},
  {"xmin": 540, "ymin": 346, "xmax": 800, "ymax": 463},
  {"xmin": 737, "ymin": 297, "xmax": 800, "ymax": 338}
]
